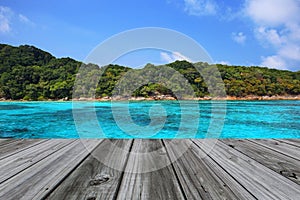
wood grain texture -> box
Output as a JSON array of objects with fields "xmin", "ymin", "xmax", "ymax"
[
  {"xmin": 249, "ymin": 139, "xmax": 300, "ymax": 161},
  {"xmin": 0, "ymin": 140, "xmax": 101, "ymax": 200},
  {"xmin": 222, "ymin": 139, "xmax": 300, "ymax": 184},
  {"xmin": 0, "ymin": 139, "xmax": 74, "ymax": 184},
  {"xmin": 0, "ymin": 139, "xmax": 19, "ymax": 146},
  {"xmin": 193, "ymin": 139, "xmax": 300, "ymax": 200},
  {"xmin": 0, "ymin": 139, "xmax": 45, "ymax": 160},
  {"xmin": 46, "ymin": 139, "xmax": 133, "ymax": 200},
  {"xmin": 0, "ymin": 139, "xmax": 299, "ymax": 200},
  {"xmin": 274, "ymin": 139, "xmax": 300, "ymax": 148},
  {"xmin": 116, "ymin": 139, "xmax": 186, "ymax": 200},
  {"xmin": 164, "ymin": 139, "xmax": 256, "ymax": 200}
]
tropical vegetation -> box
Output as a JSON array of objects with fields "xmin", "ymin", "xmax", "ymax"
[{"xmin": 0, "ymin": 44, "xmax": 300, "ymax": 100}]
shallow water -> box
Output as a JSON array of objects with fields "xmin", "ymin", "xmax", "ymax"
[{"xmin": 0, "ymin": 100, "xmax": 299, "ymax": 138}]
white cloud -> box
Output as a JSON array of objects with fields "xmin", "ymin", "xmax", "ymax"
[
  {"xmin": 0, "ymin": 6, "xmax": 34, "ymax": 34},
  {"xmin": 19, "ymin": 14, "xmax": 29, "ymax": 23},
  {"xmin": 232, "ymin": 32, "xmax": 246, "ymax": 44},
  {"xmin": 160, "ymin": 52, "xmax": 173, "ymax": 63},
  {"xmin": 216, "ymin": 61, "xmax": 231, "ymax": 65},
  {"xmin": 287, "ymin": 23, "xmax": 300, "ymax": 41},
  {"xmin": 279, "ymin": 44, "xmax": 300, "ymax": 61},
  {"xmin": 255, "ymin": 27, "xmax": 285, "ymax": 47},
  {"xmin": 0, "ymin": 6, "xmax": 13, "ymax": 33},
  {"xmin": 261, "ymin": 55, "xmax": 287, "ymax": 70},
  {"xmin": 19, "ymin": 14, "xmax": 34, "ymax": 26},
  {"xmin": 160, "ymin": 51, "xmax": 192, "ymax": 63},
  {"xmin": 245, "ymin": 0, "xmax": 299, "ymax": 26},
  {"xmin": 244, "ymin": 0, "xmax": 300, "ymax": 70},
  {"xmin": 184, "ymin": 0, "xmax": 217, "ymax": 16}
]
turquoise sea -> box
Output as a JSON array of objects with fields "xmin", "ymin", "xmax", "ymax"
[{"xmin": 0, "ymin": 101, "xmax": 299, "ymax": 138}]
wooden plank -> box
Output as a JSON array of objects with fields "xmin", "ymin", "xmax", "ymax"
[
  {"xmin": 222, "ymin": 139, "xmax": 300, "ymax": 185},
  {"xmin": 274, "ymin": 139, "xmax": 300, "ymax": 148},
  {"xmin": 0, "ymin": 139, "xmax": 18, "ymax": 146},
  {"xmin": 164, "ymin": 139, "xmax": 255, "ymax": 200},
  {"xmin": 0, "ymin": 139, "xmax": 101, "ymax": 200},
  {"xmin": 0, "ymin": 139, "xmax": 299, "ymax": 200},
  {"xmin": 116, "ymin": 139, "xmax": 186, "ymax": 200},
  {"xmin": 46, "ymin": 139, "xmax": 133, "ymax": 200},
  {"xmin": 0, "ymin": 139, "xmax": 74, "ymax": 184},
  {"xmin": 193, "ymin": 139, "xmax": 300, "ymax": 200},
  {"xmin": 0, "ymin": 139, "xmax": 46, "ymax": 160},
  {"xmin": 249, "ymin": 139, "xmax": 300, "ymax": 161}
]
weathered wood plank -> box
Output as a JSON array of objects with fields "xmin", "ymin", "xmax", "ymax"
[
  {"xmin": 46, "ymin": 139, "xmax": 133, "ymax": 200},
  {"xmin": 193, "ymin": 139, "xmax": 300, "ymax": 200},
  {"xmin": 0, "ymin": 139, "xmax": 101, "ymax": 200},
  {"xmin": 0, "ymin": 139, "xmax": 299, "ymax": 200},
  {"xmin": 222, "ymin": 139, "xmax": 300, "ymax": 185},
  {"xmin": 0, "ymin": 139, "xmax": 18, "ymax": 146},
  {"xmin": 0, "ymin": 139, "xmax": 46, "ymax": 160},
  {"xmin": 249, "ymin": 139, "xmax": 300, "ymax": 161},
  {"xmin": 274, "ymin": 139, "xmax": 300, "ymax": 148},
  {"xmin": 116, "ymin": 139, "xmax": 186, "ymax": 200},
  {"xmin": 164, "ymin": 139, "xmax": 255, "ymax": 200},
  {"xmin": 0, "ymin": 139, "xmax": 74, "ymax": 184}
]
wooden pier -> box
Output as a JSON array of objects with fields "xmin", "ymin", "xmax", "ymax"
[{"xmin": 0, "ymin": 139, "xmax": 299, "ymax": 199}]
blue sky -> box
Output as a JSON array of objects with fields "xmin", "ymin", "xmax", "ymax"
[{"xmin": 0, "ymin": 0, "xmax": 300, "ymax": 71}]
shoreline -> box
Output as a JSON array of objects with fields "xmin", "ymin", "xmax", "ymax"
[{"xmin": 1, "ymin": 95, "xmax": 300, "ymax": 102}]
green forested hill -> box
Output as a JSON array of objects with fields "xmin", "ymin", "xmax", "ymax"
[
  {"xmin": 0, "ymin": 44, "xmax": 299, "ymax": 100},
  {"xmin": 0, "ymin": 44, "xmax": 54, "ymax": 73},
  {"xmin": 0, "ymin": 44, "xmax": 81, "ymax": 100}
]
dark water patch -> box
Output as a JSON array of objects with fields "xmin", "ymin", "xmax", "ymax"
[
  {"xmin": 0, "ymin": 104, "xmax": 34, "ymax": 110},
  {"xmin": 0, "ymin": 128, "xmax": 30, "ymax": 138},
  {"xmin": 83, "ymin": 106, "xmax": 112, "ymax": 110},
  {"xmin": 13, "ymin": 128, "xmax": 29, "ymax": 132},
  {"xmin": 32, "ymin": 111, "xmax": 55, "ymax": 116},
  {"xmin": 226, "ymin": 118, "xmax": 300, "ymax": 131},
  {"xmin": 275, "ymin": 109, "xmax": 300, "ymax": 115},
  {"xmin": 9, "ymin": 113, "xmax": 30, "ymax": 117},
  {"xmin": 52, "ymin": 109, "xmax": 73, "ymax": 117}
]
